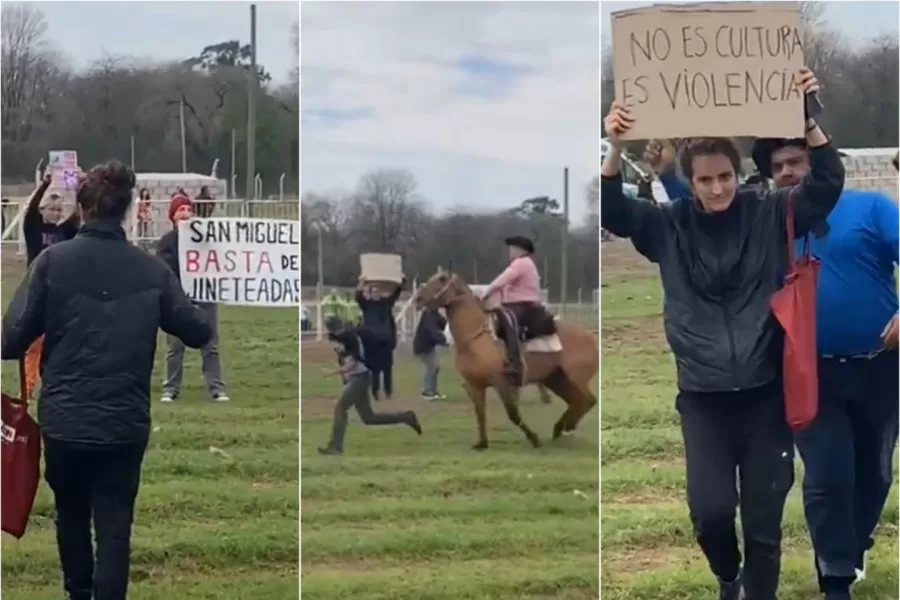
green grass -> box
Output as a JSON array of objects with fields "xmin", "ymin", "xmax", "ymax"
[
  {"xmin": 0, "ymin": 268, "xmax": 299, "ymax": 599},
  {"xmin": 599, "ymin": 242, "xmax": 899, "ymax": 599},
  {"xmin": 301, "ymin": 340, "xmax": 599, "ymax": 599}
]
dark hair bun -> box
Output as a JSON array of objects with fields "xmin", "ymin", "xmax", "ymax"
[{"xmin": 77, "ymin": 160, "xmax": 137, "ymax": 220}]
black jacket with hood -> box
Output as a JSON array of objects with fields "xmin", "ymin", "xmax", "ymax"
[{"xmin": 600, "ymin": 143, "xmax": 845, "ymax": 393}]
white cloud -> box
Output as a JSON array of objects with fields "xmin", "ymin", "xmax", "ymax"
[{"xmin": 301, "ymin": 1, "xmax": 600, "ymax": 223}]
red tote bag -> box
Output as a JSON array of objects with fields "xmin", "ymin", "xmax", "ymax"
[
  {"xmin": 2, "ymin": 361, "xmax": 42, "ymax": 539},
  {"xmin": 770, "ymin": 192, "xmax": 820, "ymax": 431}
]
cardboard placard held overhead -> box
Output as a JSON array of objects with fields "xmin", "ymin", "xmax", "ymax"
[
  {"xmin": 611, "ymin": 2, "xmax": 805, "ymax": 140},
  {"xmin": 360, "ymin": 253, "xmax": 404, "ymax": 284}
]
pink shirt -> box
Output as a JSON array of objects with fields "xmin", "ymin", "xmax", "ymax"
[{"xmin": 484, "ymin": 256, "xmax": 542, "ymax": 304}]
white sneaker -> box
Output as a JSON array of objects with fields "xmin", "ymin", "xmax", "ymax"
[
  {"xmin": 160, "ymin": 395, "xmax": 175, "ymax": 403},
  {"xmin": 213, "ymin": 394, "xmax": 230, "ymax": 403}
]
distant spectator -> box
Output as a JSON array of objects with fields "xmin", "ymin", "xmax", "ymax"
[
  {"xmin": 137, "ymin": 187, "xmax": 152, "ymax": 240},
  {"xmin": 156, "ymin": 194, "xmax": 230, "ymax": 403},
  {"xmin": 195, "ymin": 185, "xmax": 215, "ymax": 218},
  {"xmin": 413, "ymin": 307, "xmax": 447, "ymax": 400}
]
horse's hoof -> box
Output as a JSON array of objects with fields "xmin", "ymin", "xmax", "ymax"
[
  {"xmin": 552, "ymin": 426, "xmax": 563, "ymax": 440},
  {"xmin": 561, "ymin": 429, "xmax": 575, "ymax": 437},
  {"xmin": 472, "ymin": 441, "xmax": 488, "ymax": 451},
  {"xmin": 529, "ymin": 435, "xmax": 542, "ymax": 448}
]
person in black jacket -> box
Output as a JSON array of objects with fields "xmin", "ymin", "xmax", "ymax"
[
  {"xmin": 1, "ymin": 160, "xmax": 212, "ymax": 600},
  {"xmin": 355, "ymin": 276, "xmax": 403, "ymax": 401},
  {"xmin": 413, "ymin": 307, "xmax": 447, "ymax": 400},
  {"xmin": 156, "ymin": 194, "xmax": 230, "ymax": 403},
  {"xmin": 601, "ymin": 67, "xmax": 844, "ymax": 600}
]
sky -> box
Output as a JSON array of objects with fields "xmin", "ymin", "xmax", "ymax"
[
  {"xmin": 33, "ymin": 1, "xmax": 298, "ymax": 85},
  {"xmin": 300, "ymin": 1, "xmax": 600, "ymax": 225},
  {"xmin": 600, "ymin": 1, "xmax": 899, "ymax": 45}
]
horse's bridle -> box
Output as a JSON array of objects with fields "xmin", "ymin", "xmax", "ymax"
[{"xmin": 427, "ymin": 274, "xmax": 491, "ymax": 348}]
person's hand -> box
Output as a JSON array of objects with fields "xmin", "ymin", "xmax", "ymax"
[
  {"xmin": 643, "ymin": 139, "xmax": 675, "ymax": 174},
  {"xmin": 603, "ymin": 102, "xmax": 634, "ymax": 148},
  {"xmin": 42, "ymin": 171, "xmax": 52, "ymax": 185},
  {"xmin": 881, "ymin": 314, "xmax": 898, "ymax": 349},
  {"xmin": 795, "ymin": 67, "xmax": 820, "ymax": 96}
]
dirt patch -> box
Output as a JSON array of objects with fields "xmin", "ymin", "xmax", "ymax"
[
  {"xmin": 602, "ymin": 546, "xmax": 691, "ymax": 575},
  {"xmin": 602, "ymin": 317, "xmax": 668, "ymax": 352},
  {"xmin": 601, "ymin": 242, "xmax": 655, "ymax": 281}
]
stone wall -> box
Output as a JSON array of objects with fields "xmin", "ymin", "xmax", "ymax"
[{"xmin": 841, "ymin": 151, "xmax": 898, "ymax": 201}]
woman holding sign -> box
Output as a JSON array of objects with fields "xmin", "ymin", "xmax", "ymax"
[{"xmin": 601, "ymin": 68, "xmax": 845, "ymax": 600}]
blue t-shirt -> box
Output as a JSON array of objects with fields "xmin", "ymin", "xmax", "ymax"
[{"xmin": 657, "ymin": 172, "xmax": 899, "ymax": 355}]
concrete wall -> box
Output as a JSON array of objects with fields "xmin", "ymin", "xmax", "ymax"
[{"xmin": 842, "ymin": 151, "xmax": 898, "ymax": 201}]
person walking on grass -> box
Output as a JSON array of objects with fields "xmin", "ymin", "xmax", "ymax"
[
  {"xmin": 318, "ymin": 318, "xmax": 422, "ymax": 456},
  {"xmin": 651, "ymin": 131, "xmax": 900, "ymax": 600},
  {"xmin": 602, "ymin": 67, "xmax": 845, "ymax": 600},
  {"xmin": 22, "ymin": 168, "xmax": 82, "ymax": 399},
  {"xmin": 1, "ymin": 160, "xmax": 211, "ymax": 600},
  {"xmin": 156, "ymin": 193, "xmax": 230, "ymax": 403},
  {"xmin": 413, "ymin": 306, "xmax": 447, "ymax": 400}
]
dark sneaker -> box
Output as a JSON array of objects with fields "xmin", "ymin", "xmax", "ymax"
[
  {"xmin": 718, "ymin": 574, "xmax": 742, "ymax": 600},
  {"xmin": 317, "ymin": 446, "xmax": 342, "ymax": 455},
  {"xmin": 408, "ymin": 414, "xmax": 423, "ymax": 435}
]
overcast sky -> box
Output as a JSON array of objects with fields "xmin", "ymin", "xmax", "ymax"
[
  {"xmin": 600, "ymin": 1, "xmax": 899, "ymax": 44},
  {"xmin": 37, "ymin": 1, "xmax": 298, "ymax": 84},
  {"xmin": 300, "ymin": 1, "xmax": 600, "ymax": 225}
]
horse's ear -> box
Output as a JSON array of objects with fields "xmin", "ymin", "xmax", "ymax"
[
  {"xmin": 447, "ymin": 260, "xmax": 453, "ymax": 274},
  {"xmin": 436, "ymin": 266, "xmax": 444, "ymax": 274}
]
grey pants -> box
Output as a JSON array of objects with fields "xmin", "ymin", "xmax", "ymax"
[
  {"xmin": 327, "ymin": 372, "xmax": 415, "ymax": 452},
  {"xmin": 163, "ymin": 303, "xmax": 226, "ymax": 398},
  {"xmin": 418, "ymin": 350, "xmax": 440, "ymax": 395}
]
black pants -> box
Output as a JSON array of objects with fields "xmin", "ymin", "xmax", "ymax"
[
  {"xmin": 43, "ymin": 436, "xmax": 148, "ymax": 600},
  {"xmin": 368, "ymin": 344, "xmax": 394, "ymax": 399},
  {"xmin": 677, "ymin": 383, "xmax": 794, "ymax": 600},
  {"xmin": 327, "ymin": 372, "xmax": 414, "ymax": 451},
  {"xmin": 795, "ymin": 351, "xmax": 899, "ymax": 590}
]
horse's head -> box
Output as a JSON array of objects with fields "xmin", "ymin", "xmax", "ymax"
[{"xmin": 415, "ymin": 268, "xmax": 471, "ymax": 309}]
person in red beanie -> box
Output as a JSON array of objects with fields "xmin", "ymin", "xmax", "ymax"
[{"xmin": 155, "ymin": 194, "xmax": 230, "ymax": 404}]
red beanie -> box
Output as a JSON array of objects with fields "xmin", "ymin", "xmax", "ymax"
[{"xmin": 168, "ymin": 195, "xmax": 192, "ymax": 222}]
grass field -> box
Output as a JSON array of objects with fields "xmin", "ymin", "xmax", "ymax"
[
  {"xmin": 599, "ymin": 242, "xmax": 899, "ymax": 599},
  {"xmin": 0, "ymin": 261, "xmax": 300, "ymax": 599},
  {"xmin": 300, "ymin": 338, "xmax": 600, "ymax": 597}
]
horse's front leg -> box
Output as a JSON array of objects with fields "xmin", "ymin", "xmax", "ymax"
[{"xmin": 464, "ymin": 382, "xmax": 489, "ymax": 450}]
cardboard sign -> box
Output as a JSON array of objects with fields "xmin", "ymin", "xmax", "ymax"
[
  {"xmin": 612, "ymin": 2, "xmax": 805, "ymax": 140},
  {"xmin": 178, "ymin": 218, "xmax": 299, "ymax": 307},
  {"xmin": 360, "ymin": 253, "xmax": 403, "ymax": 284}
]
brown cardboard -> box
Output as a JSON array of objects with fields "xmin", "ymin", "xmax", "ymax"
[
  {"xmin": 360, "ymin": 253, "xmax": 404, "ymax": 284},
  {"xmin": 611, "ymin": 2, "xmax": 805, "ymax": 140}
]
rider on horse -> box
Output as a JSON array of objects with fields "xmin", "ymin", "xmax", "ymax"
[{"xmin": 482, "ymin": 235, "xmax": 555, "ymax": 381}]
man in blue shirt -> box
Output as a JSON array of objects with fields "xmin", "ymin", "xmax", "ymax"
[{"xmin": 651, "ymin": 138, "xmax": 899, "ymax": 600}]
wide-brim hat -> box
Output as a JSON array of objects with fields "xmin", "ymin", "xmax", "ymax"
[{"xmin": 504, "ymin": 235, "xmax": 534, "ymax": 254}]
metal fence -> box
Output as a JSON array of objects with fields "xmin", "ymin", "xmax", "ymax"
[{"xmin": 301, "ymin": 299, "xmax": 599, "ymax": 342}]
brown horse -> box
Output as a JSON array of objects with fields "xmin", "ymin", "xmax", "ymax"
[{"xmin": 415, "ymin": 269, "xmax": 598, "ymax": 449}]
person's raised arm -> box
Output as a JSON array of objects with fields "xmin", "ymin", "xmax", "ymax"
[
  {"xmin": 644, "ymin": 139, "xmax": 691, "ymax": 201},
  {"xmin": 387, "ymin": 277, "xmax": 404, "ymax": 306},
  {"xmin": 770, "ymin": 69, "xmax": 845, "ymax": 237},
  {"xmin": 25, "ymin": 171, "xmax": 52, "ymax": 223},
  {"xmin": 601, "ymin": 103, "xmax": 666, "ymax": 262},
  {"xmin": 1, "ymin": 252, "xmax": 50, "ymax": 359}
]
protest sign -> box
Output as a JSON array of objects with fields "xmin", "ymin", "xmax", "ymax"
[
  {"xmin": 360, "ymin": 253, "xmax": 404, "ymax": 284},
  {"xmin": 47, "ymin": 150, "xmax": 80, "ymax": 191},
  {"xmin": 178, "ymin": 218, "xmax": 299, "ymax": 307},
  {"xmin": 611, "ymin": 2, "xmax": 805, "ymax": 140}
]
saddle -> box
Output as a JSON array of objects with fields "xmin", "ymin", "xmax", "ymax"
[{"xmin": 489, "ymin": 304, "xmax": 559, "ymax": 385}]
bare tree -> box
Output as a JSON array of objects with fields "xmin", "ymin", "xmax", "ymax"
[{"xmin": 350, "ymin": 169, "xmax": 424, "ymax": 253}]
